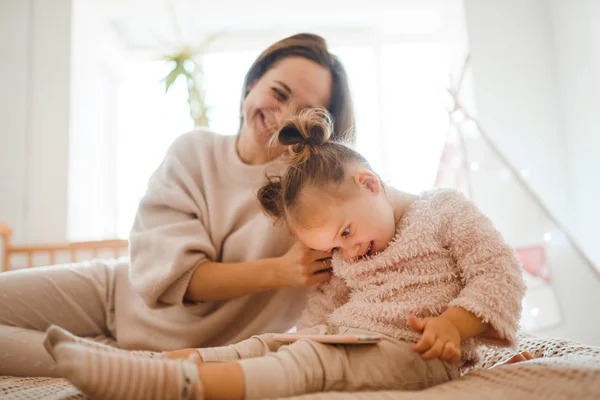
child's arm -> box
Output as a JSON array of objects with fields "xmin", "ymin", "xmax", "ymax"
[
  {"xmin": 441, "ymin": 306, "xmax": 489, "ymax": 339},
  {"xmin": 410, "ymin": 190, "xmax": 526, "ymax": 363},
  {"xmin": 296, "ymin": 275, "xmax": 350, "ymax": 330},
  {"xmin": 441, "ymin": 190, "xmax": 526, "ymax": 345},
  {"xmin": 408, "ymin": 309, "xmax": 483, "ymax": 364}
]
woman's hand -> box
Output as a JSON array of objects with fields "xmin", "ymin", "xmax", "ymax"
[
  {"xmin": 408, "ymin": 315, "xmax": 462, "ymax": 364},
  {"xmin": 276, "ymin": 242, "xmax": 332, "ymax": 287}
]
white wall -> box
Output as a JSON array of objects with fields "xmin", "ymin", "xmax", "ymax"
[
  {"xmin": 68, "ymin": 0, "xmax": 125, "ymax": 241},
  {"xmin": 0, "ymin": 0, "xmax": 71, "ymax": 244},
  {"xmin": 550, "ymin": 0, "xmax": 600, "ymax": 268},
  {"xmin": 0, "ymin": 1, "xmax": 29, "ymax": 242},
  {"xmin": 464, "ymin": 0, "xmax": 572, "ymax": 225},
  {"xmin": 463, "ymin": 0, "xmax": 600, "ymax": 345}
]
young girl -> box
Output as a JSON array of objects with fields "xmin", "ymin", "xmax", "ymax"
[{"xmin": 44, "ymin": 108, "xmax": 526, "ymax": 400}]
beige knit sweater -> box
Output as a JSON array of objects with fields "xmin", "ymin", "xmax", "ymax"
[
  {"xmin": 298, "ymin": 189, "xmax": 526, "ymax": 360},
  {"xmin": 127, "ymin": 129, "xmax": 308, "ymax": 346}
]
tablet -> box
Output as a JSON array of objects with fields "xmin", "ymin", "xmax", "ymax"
[{"xmin": 273, "ymin": 333, "xmax": 382, "ymax": 344}]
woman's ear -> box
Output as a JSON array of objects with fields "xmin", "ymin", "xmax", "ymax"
[{"xmin": 354, "ymin": 170, "xmax": 382, "ymax": 194}]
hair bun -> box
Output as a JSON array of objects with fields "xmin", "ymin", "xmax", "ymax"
[
  {"xmin": 257, "ymin": 176, "xmax": 284, "ymax": 219},
  {"xmin": 278, "ymin": 107, "xmax": 333, "ymax": 165}
]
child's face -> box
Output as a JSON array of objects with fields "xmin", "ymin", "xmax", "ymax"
[{"xmin": 292, "ymin": 170, "xmax": 397, "ymax": 262}]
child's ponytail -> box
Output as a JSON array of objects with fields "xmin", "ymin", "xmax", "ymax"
[
  {"xmin": 277, "ymin": 107, "xmax": 333, "ymax": 166},
  {"xmin": 257, "ymin": 107, "xmax": 368, "ymax": 225}
]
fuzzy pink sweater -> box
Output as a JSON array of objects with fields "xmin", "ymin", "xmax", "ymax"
[{"xmin": 297, "ymin": 189, "xmax": 526, "ymax": 360}]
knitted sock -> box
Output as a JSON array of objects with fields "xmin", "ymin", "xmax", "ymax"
[
  {"xmin": 44, "ymin": 325, "xmax": 159, "ymax": 361},
  {"xmin": 52, "ymin": 342, "xmax": 201, "ymax": 400}
]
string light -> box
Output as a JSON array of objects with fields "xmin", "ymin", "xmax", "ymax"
[
  {"xmin": 451, "ymin": 109, "xmax": 466, "ymax": 123},
  {"xmin": 462, "ymin": 119, "xmax": 478, "ymax": 136},
  {"xmin": 470, "ymin": 162, "xmax": 480, "ymax": 171},
  {"xmin": 530, "ymin": 308, "xmax": 540, "ymax": 317},
  {"xmin": 543, "ymin": 233, "xmax": 552, "ymax": 242}
]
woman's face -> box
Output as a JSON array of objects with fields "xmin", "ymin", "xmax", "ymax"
[{"xmin": 239, "ymin": 57, "xmax": 332, "ymax": 163}]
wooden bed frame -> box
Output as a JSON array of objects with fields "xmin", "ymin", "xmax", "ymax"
[{"xmin": 0, "ymin": 222, "xmax": 128, "ymax": 272}]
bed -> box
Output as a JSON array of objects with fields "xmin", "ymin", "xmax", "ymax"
[
  {"xmin": 1, "ymin": 222, "xmax": 599, "ymax": 399},
  {"xmin": 1, "ymin": 332, "xmax": 599, "ymax": 400}
]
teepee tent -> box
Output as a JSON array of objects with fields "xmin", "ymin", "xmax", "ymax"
[{"xmin": 436, "ymin": 56, "xmax": 600, "ymax": 343}]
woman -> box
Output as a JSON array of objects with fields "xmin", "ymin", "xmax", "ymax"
[{"xmin": 0, "ymin": 33, "xmax": 355, "ymax": 377}]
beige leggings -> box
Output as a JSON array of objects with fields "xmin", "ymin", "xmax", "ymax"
[
  {"xmin": 0, "ymin": 261, "xmax": 118, "ymax": 377},
  {"xmin": 199, "ymin": 325, "xmax": 459, "ymax": 400}
]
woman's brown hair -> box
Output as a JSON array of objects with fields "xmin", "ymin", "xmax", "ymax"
[
  {"xmin": 257, "ymin": 107, "xmax": 368, "ymax": 223},
  {"xmin": 240, "ymin": 33, "xmax": 355, "ymax": 143}
]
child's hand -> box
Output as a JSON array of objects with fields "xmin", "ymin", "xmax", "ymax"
[{"xmin": 408, "ymin": 315, "xmax": 461, "ymax": 364}]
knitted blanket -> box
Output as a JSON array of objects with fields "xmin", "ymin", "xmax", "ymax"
[{"xmin": 1, "ymin": 333, "xmax": 599, "ymax": 400}]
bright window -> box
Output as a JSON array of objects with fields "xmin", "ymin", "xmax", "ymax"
[{"xmin": 70, "ymin": 39, "xmax": 450, "ymax": 239}]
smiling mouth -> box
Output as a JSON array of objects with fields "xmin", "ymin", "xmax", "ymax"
[
  {"xmin": 258, "ymin": 111, "xmax": 276, "ymax": 136},
  {"xmin": 361, "ymin": 241, "xmax": 376, "ymax": 259}
]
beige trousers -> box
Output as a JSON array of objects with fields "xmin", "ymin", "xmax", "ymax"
[
  {"xmin": 0, "ymin": 258, "xmax": 212, "ymax": 377},
  {"xmin": 0, "ymin": 261, "xmax": 118, "ymax": 377},
  {"xmin": 0, "ymin": 258, "xmax": 249, "ymax": 377},
  {"xmin": 199, "ymin": 325, "xmax": 459, "ymax": 400},
  {"xmin": 1, "ymin": 257, "xmax": 304, "ymax": 378}
]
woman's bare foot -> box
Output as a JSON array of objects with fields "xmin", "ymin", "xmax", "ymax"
[
  {"xmin": 493, "ymin": 351, "xmax": 534, "ymax": 368},
  {"xmin": 164, "ymin": 350, "xmax": 205, "ymax": 399},
  {"xmin": 163, "ymin": 348, "xmax": 204, "ymax": 365}
]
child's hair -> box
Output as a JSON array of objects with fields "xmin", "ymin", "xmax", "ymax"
[{"xmin": 257, "ymin": 107, "xmax": 370, "ymax": 223}]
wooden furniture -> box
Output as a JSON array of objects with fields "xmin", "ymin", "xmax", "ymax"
[{"xmin": 0, "ymin": 222, "xmax": 128, "ymax": 272}]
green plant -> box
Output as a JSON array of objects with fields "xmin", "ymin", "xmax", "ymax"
[{"xmin": 161, "ymin": 36, "xmax": 217, "ymax": 127}]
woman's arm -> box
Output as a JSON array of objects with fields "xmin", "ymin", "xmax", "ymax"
[
  {"xmin": 129, "ymin": 133, "xmax": 213, "ymax": 307},
  {"xmin": 130, "ymin": 132, "xmax": 332, "ymax": 307},
  {"xmin": 185, "ymin": 259, "xmax": 282, "ymax": 301},
  {"xmin": 185, "ymin": 243, "xmax": 333, "ymax": 302}
]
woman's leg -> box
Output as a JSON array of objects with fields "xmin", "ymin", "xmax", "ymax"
[
  {"xmin": 43, "ymin": 324, "xmax": 158, "ymax": 360},
  {"xmin": 45, "ymin": 330, "xmax": 317, "ymax": 400},
  {"xmin": 51, "ymin": 342, "xmax": 200, "ymax": 400},
  {"xmin": 47, "ymin": 336, "xmax": 269, "ymax": 400},
  {"xmin": 0, "ymin": 260, "xmax": 118, "ymax": 377},
  {"xmin": 44, "ymin": 331, "xmax": 282, "ymax": 399}
]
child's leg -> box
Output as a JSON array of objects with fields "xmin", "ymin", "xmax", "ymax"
[
  {"xmin": 236, "ymin": 327, "xmax": 459, "ymax": 400},
  {"xmin": 196, "ymin": 362, "xmax": 245, "ymax": 399},
  {"xmin": 197, "ymin": 332, "xmax": 282, "ymax": 362},
  {"xmin": 168, "ymin": 326, "xmax": 329, "ymax": 363}
]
